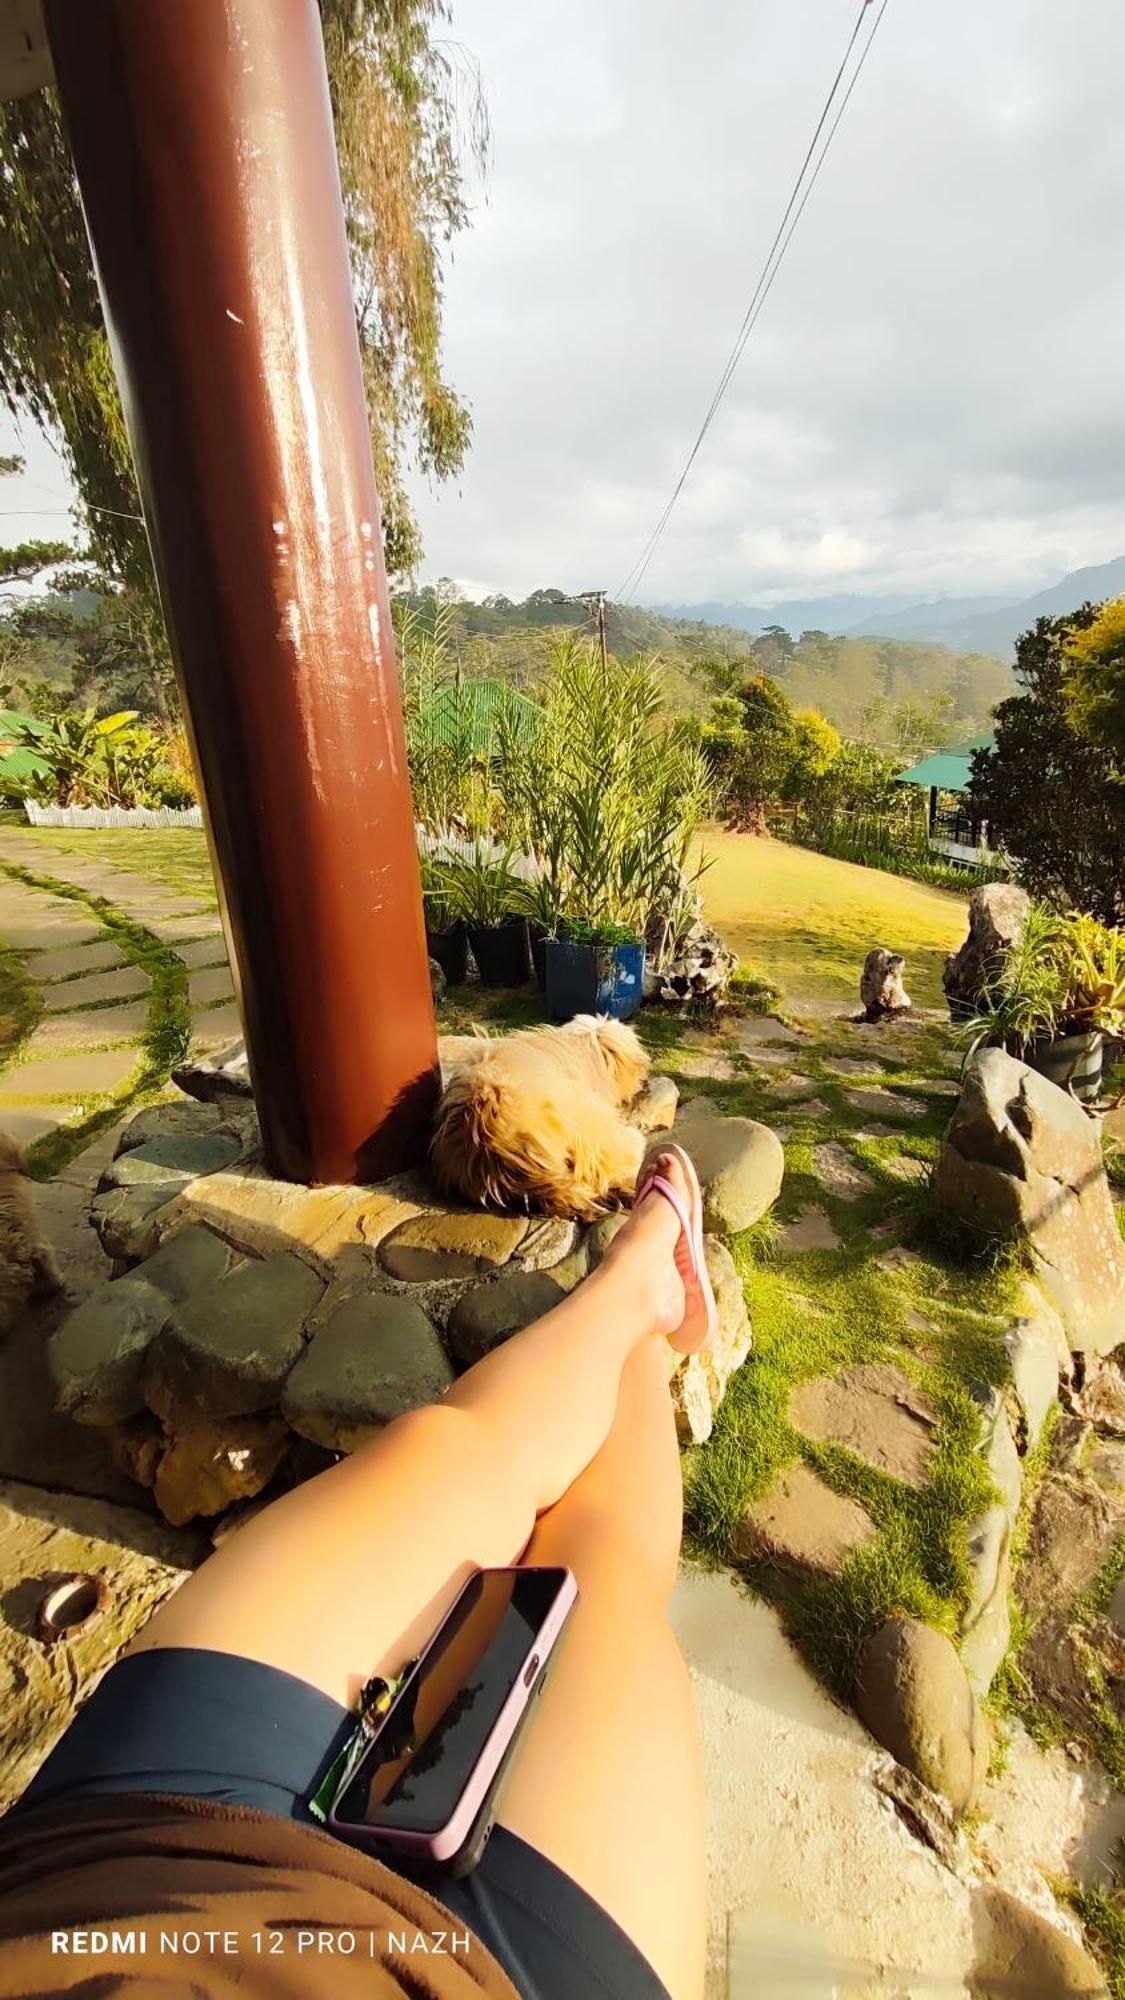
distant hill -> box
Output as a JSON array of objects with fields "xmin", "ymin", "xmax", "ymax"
[
  {"xmin": 394, "ymin": 588, "xmax": 1013, "ymax": 746},
  {"xmin": 655, "ymin": 554, "xmax": 1125, "ymax": 661}
]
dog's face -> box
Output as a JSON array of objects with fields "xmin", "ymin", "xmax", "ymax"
[{"xmin": 563, "ymin": 1014, "xmax": 649, "ymax": 1104}]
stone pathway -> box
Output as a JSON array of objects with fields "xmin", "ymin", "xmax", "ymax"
[
  {"xmin": 678, "ymin": 1568, "xmax": 1118, "ymax": 1999},
  {"xmin": 0, "ymin": 833, "xmax": 238, "ymax": 1154}
]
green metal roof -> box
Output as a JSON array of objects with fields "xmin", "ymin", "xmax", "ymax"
[
  {"xmin": 0, "ymin": 746, "xmax": 51, "ymax": 781},
  {"xmin": 896, "ymin": 732, "xmax": 995, "ymax": 793},
  {"xmin": 0, "ymin": 710, "xmax": 50, "ymax": 782},
  {"xmin": 0, "ymin": 709, "xmax": 47, "ymax": 739},
  {"xmin": 421, "ymin": 679, "xmax": 541, "ymax": 755}
]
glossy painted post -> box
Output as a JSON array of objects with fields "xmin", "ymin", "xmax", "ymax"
[{"xmin": 43, "ymin": 0, "xmax": 439, "ymax": 1184}]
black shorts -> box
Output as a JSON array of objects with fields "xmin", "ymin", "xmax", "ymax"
[{"xmin": 17, "ymin": 1648, "xmax": 669, "ymax": 2000}]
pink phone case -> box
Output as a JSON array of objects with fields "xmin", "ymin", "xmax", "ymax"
[{"xmin": 328, "ymin": 1565, "xmax": 578, "ymax": 1866}]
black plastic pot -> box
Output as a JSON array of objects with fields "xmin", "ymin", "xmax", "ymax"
[
  {"xmin": 545, "ymin": 938, "xmax": 646, "ymax": 1022},
  {"xmin": 468, "ymin": 916, "xmax": 531, "ymax": 988},
  {"xmin": 425, "ymin": 920, "xmax": 468, "ymax": 987},
  {"xmin": 1027, "ymin": 1029, "xmax": 1102, "ymax": 1104},
  {"xmin": 528, "ymin": 921, "xmax": 550, "ymax": 989}
]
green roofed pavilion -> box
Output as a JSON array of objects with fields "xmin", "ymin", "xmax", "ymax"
[
  {"xmin": 895, "ymin": 732, "xmax": 994, "ymax": 794},
  {"xmin": 895, "ymin": 732, "xmax": 995, "ymax": 865}
]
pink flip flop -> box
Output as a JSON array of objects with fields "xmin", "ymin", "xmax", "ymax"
[{"xmin": 634, "ymin": 1142, "xmax": 718, "ymax": 1356}]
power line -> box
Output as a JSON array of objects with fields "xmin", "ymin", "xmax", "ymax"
[
  {"xmin": 618, "ymin": 0, "xmax": 891, "ymax": 603},
  {"xmin": 0, "ymin": 501, "xmax": 144, "ymax": 525}
]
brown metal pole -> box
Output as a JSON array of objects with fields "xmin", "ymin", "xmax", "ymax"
[{"xmin": 44, "ymin": 0, "xmax": 440, "ymax": 1185}]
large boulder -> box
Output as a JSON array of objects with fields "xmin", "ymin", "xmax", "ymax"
[
  {"xmin": 933, "ymin": 1047, "xmax": 1125, "ymax": 1352},
  {"xmin": 853, "ymin": 1617, "xmax": 989, "ymax": 1812},
  {"xmin": 860, "ymin": 948, "xmax": 911, "ymax": 1020},
  {"xmin": 649, "ymin": 921, "xmax": 737, "ymax": 1012},
  {"xmin": 971, "ymin": 1891, "xmax": 1106, "ymax": 1998},
  {"xmin": 942, "ymin": 882, "xmax": 1030, "ymax": 1013},
  {"xmin": 652, "ymin": 1110, "xmax": 784, "ymax": 1235}
]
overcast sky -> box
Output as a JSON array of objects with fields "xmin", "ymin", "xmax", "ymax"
[
  {"xmin": 4, "ymin": 0, "xmax": 1123, "ymax": 610},
  {"xmin": 405, "ymin": 0, "xmax": 1125, "ymax": 606}
]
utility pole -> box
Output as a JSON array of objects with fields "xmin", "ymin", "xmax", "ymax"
[{"xmin": 575, "ymin": 590, "xmax": 609, "ymax": 676}]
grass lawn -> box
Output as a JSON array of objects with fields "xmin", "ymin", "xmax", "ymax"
[
  {"xmin": 16, "ymin": 829, "xmax": 219, "ymax": 908},
  {"xmin": 697, "ymin": 825, "xmax": 968, "ymax": 1009}
]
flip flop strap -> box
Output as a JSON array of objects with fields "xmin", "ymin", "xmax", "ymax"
[{"xmin": 634, "ymin": 1171, "xmax": 699, "ymax": 1279}]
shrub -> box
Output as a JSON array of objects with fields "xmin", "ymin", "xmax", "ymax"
[{"xmin": 9, "ymin": 703, "xmax": 195, "ymax": 810}]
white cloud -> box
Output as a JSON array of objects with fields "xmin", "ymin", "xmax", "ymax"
[{"xmin": 407, "ymin": 0, "xmax": 1125, "ymax": 604}]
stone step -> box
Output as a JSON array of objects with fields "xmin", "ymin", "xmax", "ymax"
[
  {"xmin": 35, "ymin": 942, "xmax": 126, "ymax": 982},
  {"xmin": 22, "ymin": 1004, "xmax": 149, "ymax": 1055},
  {"xmin": 0, "ymin": 1046, "xmax": 138, "ymax": 1101},
  {"xmin": 188, "ymin": 967, "xmax": 234, "ymax": 1009},
  {"xmin": 41, "ymin": 966, "xmax": 149, "ymax": 1013}
]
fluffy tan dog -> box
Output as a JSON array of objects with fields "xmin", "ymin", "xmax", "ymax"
[
  {"xmin": 430, "ymin": 1014, "xmax": 651, "ymax": 1220},
  {"xmin": 0, "ymin": 1132, "xmax": 64, "ymax": 1333}
]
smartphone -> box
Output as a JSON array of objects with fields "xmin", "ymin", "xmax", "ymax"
[{"xmin": 328, "ymin": 1565, "xmax": 576, "ymax": 1876}]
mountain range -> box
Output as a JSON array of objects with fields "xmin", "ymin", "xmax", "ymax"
[{"xmin": 654, "ymin": 553, "xmax": 1125, "ymax": 660}]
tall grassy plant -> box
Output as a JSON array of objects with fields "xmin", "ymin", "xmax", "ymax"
[
  {"xmin": 494, "ymin": 638, "xmax": 713, "ymax": 950},
  {"xmin": 397, "ymin": 602, "xmax": 494, "ymax": 835}
]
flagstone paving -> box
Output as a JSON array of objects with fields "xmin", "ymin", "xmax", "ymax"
[
  {"xmin": 35, "ymin": 941, "xmax": 127, "ymax": 981},
  {"xmin": 0, "ymin": 1104, "xmax": 83, "ymax": 1145},
  {"xmin": 3, "ymin": 1048, "xmax": 138, "ymax": 1099},
  {"xmin": 189, "ymin": 966, "xmax": 235, "ymax": 1008},
  {"xmin": 0, "ymin": 831, "xmax": 235, "ymax": 1170},
  {"xmin": 176, "ymin": 936, "xmax": 229, "ymax": 970},
  {"xmin": 41, "ymin": 965, "xmax": 150, "ymax": 1012},
  {"xmin": 24, "ymin": 1004, "xmax": 150, "ymax": 1055},
  {"xmin": 190, "ymin": 1000, "xmax": 242, "ymax": 1050}
]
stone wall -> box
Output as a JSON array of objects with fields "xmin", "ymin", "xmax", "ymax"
[{"xmin": 48, "ymin": 1072, "xmax": 784, "ymax": 1526}]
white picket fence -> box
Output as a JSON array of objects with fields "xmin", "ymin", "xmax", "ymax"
[
  {"xmin": 23, "ymin": 800, "xmax": 204, "ymax": 830},
  {"xmin": 416, "ymin": 825, "xmax": 541, "ymax": 882}
]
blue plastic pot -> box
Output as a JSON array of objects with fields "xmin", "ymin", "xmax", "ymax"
[{"xmin": 544, "ymin": 938, "xmax": 646, "ymax": 1022}]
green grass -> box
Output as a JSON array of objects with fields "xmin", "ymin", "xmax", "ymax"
[
  {"xmin": 1068, "ymin": 1884, "xmax": 1125, "ymax": 1999},
  {"xmin": 696, "ymin": 823, "xmax": 968, "ymax": 1009},
  {"xmin": 630, "ymin": 990, "xmax": 1021, "ymax": 1693},
  {"xmin": 13, "ymin": 827, "xmax": 218, "ymax": 908},
  {"xmin": 0, "ymin": 939, "xmax": 40, "ymax": 1078},
  {"xmin": 0, "ymin": 862, "xmax": 192, "ymax": 1179}
]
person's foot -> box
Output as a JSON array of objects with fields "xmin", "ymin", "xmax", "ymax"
[{"xmin": 603, "ymin": 1147, "xmax": 716, "ymax": 1354}]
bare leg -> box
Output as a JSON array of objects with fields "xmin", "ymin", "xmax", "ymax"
[
  {"xmin": 127, "ymin": 1165, "xmax": 692, "ymax": 1709},
  {"xmin": 124, "ymin": 1158, "xmax": 707, "ymax": 1994},
  {"xmin": 500, "ymin": 1335, "xmax": 707, "ymax": 2000}
]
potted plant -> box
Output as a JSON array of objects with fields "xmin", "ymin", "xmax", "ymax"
[
  {"xmin": 419, "ymin": 851, "xmax": 468, "ymax": 987},
  {"xmin": 443, "ymin": 840, "xmax": 530, "ymax": 988},
  {"xmin": 964, "ymin": 905, "xmax": 1125, "ymax": 1103},
  {"xmin": 545, "ymin": 919, "xmax": 646, "ymax": 1022},
  {"xmin": 515, "ymin": 868, "xmax": 569, "ymax": 989}
]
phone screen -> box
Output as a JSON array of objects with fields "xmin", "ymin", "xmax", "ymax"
[{"xmin": 334, "ymin": 1568, "xmax": 565, "ymax": 1835}]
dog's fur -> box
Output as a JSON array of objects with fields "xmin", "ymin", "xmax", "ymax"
[
  {"xmin": 0, "ymin": 1132, "xmax": 64, "ymax": 1333},
  {"xmin": 430, "ymin": 1014, "xmax": 651, "ymax": 1220}
]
